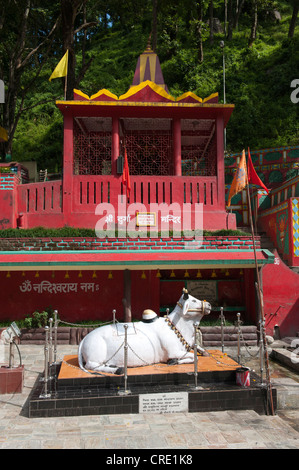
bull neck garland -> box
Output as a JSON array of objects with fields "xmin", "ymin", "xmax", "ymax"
[{"xmin": 164, "ymin": 316, "xmax": 193, "ymax": 352}]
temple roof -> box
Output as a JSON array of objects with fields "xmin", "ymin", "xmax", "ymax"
[
  {"xmin": 57, "ymin": 42, "xmax": 234, "ymax": 126},
  {"xmin": 71, "ymin": 41, "xmax": 222, "ymax": 106},
  {"xmin": 73, "ymin": 81, "xmax": 220, "ymax": 105}
]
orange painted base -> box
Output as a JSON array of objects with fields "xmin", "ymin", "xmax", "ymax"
[{"xmin": 58, "ymin": 350, "xmax": 239, "ymax": 380}]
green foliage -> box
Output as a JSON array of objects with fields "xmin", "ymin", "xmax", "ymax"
[
  {"xmin": 3, "ymin": 0, "xmax": 299, "ymax": 170},
  {"xmin": 0, "ymin": 226, "xmax": 249, "ymax": 238},
  {"xmin": 0, "ymin": 226, "xmax": 96, "ymax": 238},
  {"xmin": 23, "ymin": 308, "xmax": 54, "ymax": 329}
]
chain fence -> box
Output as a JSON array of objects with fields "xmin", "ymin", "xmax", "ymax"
[{"xmin": 34, "ymin": 307, "xmax": 267, "ymax": 398}]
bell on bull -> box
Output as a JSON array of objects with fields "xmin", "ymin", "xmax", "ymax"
[
  {"xmin": 142, "ymin": 309, "xmax": 158, "ymax": 323},
  {"xmin": 78, "ymin": 288, "xmax": 212, "ymax": 375}
]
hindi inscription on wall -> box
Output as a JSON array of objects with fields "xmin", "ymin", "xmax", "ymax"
[{"xmin": 186, "ymin": 280, "xmax": 217, "ymax": 303}]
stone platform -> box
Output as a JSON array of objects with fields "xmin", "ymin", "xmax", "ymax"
[{"xmin": 28, "ymin": 351, "xmax": 276, "ymax": 418}]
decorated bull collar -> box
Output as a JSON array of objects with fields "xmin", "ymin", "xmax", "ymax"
[{"xmin": 164, "ymin": 316, "xmax": 192, "ymax": 352}]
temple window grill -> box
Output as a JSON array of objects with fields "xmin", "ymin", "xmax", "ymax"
[
  {"xmin": 73, "ymin": 118, "xmax": 112, "ymax": 175},
  {"xmin": 120, "ymin": 118, "xmax": 173, "ymax": 176}
]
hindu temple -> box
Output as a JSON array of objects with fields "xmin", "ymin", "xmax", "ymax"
[{"xmin": 0, "ymin": 43, "xmax": 298, "ymax": 338}]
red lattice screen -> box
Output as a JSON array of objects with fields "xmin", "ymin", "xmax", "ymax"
[
  {"xmin": 73, "ymin": 121, "xmax": 112, "ymax": 175},
  {"xmin": 123, "ymin": 130, "xmax": 173, "ymax": 176}
]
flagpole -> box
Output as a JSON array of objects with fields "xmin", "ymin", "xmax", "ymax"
[
  {"xmin": 64, "ymin": 75, "xmax": 67, "ymax": 101},
  {"xmin": 246, "ymin": 160, "xmax": 275, "ymax": 416},
  {"xmin": 64, "ymin": 50, "xmax": 68, "ymax": 100}
]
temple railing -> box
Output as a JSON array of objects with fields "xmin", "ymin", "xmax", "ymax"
[
  {"xmin": 16, "ymin": 176, "xmax": 218, "ymax": 215},
  {"xmin": 15, "ymin": 175, "xmax": 222, "ymax": 230},
  {"xmin": 72, "ymin": 175, "xmax": 218, "ymax": 211},
  {"xmin": 18, "ymin": 180, "xmax": 62, "ymax": 214}
]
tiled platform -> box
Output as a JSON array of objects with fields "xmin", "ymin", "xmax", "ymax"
[{"xmin": 28, "ymin": 351, "xmax": 277, "ymax": 418}]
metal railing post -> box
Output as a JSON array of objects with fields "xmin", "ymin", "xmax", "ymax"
[
  {"xmin": 49, "ymin": 317, "xmax": 53, "ymax": 365},
  {"xmin": 259, "ymin": 319, "xmax": 265, "ymax": 385},
  {"xmin": 118, "ymin": 324, "xmax": 131, "ymax": 395},
  {"xmin": 220, "ymin": 307, "xmax": 225, "ymax": 353},
  {"xmin": 237, "ymin": 312, "xmax": 241, "ymax": 364},
  {"xmin": 8, "ymin": 342, "xmax": 13, "ymax": 368},
  {"xmin": 39, "ymin": 326, "xmax": 51, "ymax": 398},
  {"xmin": 192, "ymin": 322, "xmax": 201, "ymax": 390},
  {"xmin": 53, "ymin": 310, "xmax": 58, "ymax": 364}
]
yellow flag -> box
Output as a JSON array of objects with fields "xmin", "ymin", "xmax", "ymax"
[
  {"xmin": 0, "ymin": 125, "xmax": 8, "ymax": 142},
  {"xmin": 49, "ymin": 50, "xmax": 68, "ymax": 82},
  {"xmin": 227, "ymin": 149, "xmax": 247, "ymax": 207}
]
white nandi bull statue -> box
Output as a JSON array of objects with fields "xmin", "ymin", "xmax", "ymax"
[{"xmin": 78, "ymin": 288, "xmax": 211, "ymax": 374}]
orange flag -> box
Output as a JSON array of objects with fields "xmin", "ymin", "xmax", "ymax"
[
  {"xmin": 227, "ymin": 149, "xmax": 247, "ymax": 207},
  {"xmin": 122, "ymin": 148, "xmax": 131, "ymax": 198}
]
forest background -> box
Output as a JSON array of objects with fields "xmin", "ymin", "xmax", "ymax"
[{"xmin": 0, "ymin": 0, "xmax": 299, "ymax": 174}]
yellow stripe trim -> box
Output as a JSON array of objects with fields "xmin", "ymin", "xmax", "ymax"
[
  {"xmin": 176, "ymin": 92, "xmax": 203, "ymax": 103},
  {"xmin": 73, "ymin": 89, "xmax": 90, "ymax": 100},
  {"xmin": 57, "ymin": 100, "xmax": 234, "ymax": 110},
  {"xmin": 90, "ymin": 89, "xmax": 118, "ymax": 100},
  {"xmin": 203, "ymin": 92, "xmax": 219, "ymax": 103},
  {"xmin": 73, "ymin": 87, "xmax": 219, "ymax": 104},
  {"xmin": 119, "ymin": 80, "xmax": 175, "ymax": 101},
  {"xmin": 74, "ymin": 88, "xmax": 119, "ymax": 101}
]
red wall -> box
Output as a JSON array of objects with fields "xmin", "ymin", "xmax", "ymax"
[
  {"xmin": 262, "ymin": 250, "xmax": 299, "ymax": 337},
  {"xmin": 0, "ymin": 270, "xmax": 160, "ymax": 323},
  {"xmin": 0, "ymin": 268, "xmax": 258, "ymax": 325}
]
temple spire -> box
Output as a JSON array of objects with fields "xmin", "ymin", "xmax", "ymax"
[{"xmin": 131, "ymin": 37, "xmax": 168, "ymax": 92}]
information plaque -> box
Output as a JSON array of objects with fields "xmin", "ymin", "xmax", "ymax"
[{"xmin": 139, "ymin": 392, "xmax": 188, "ymax": 414}]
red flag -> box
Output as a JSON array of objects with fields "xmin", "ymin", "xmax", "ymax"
[
  {"xmin": 122, "ymin": 148, "xmax": 131, "ymax": 198},
  {"xmin": 247, "ymin": 148, "xmax": 269, "ymax": 194}
]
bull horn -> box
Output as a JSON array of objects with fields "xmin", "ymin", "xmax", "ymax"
[{"xmin": 182, "ymin": 288, "xmax": 189, "ymax": 300}]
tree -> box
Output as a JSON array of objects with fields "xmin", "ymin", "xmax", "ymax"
[
  {"xmin": 152, "ymin": 0, "xmax": 158, "ymax": 51},
  {"xmin": 248, "ymin": 0, "xmax": 278, "ymax": 47},
  {"xmin": 248, "ymin": 0, "xmax": 258, "ymax": 47},
  {"xmin": 227, "ymin": 0, "xmax": 233, "ymax": 40},
  {"xmin": 288, "ymin": 0, "xmax": 299, "ymax": 38},
  {"xmin": 197, "ymin": 1, "xmax": 204, "ymax": 62},
  {"xmin": 0, "ymin": 1, "xmax": 61, "ymax": 159},
  {"xmin": 209, "ymin": 0, "xmax": 214, "ymax": 44},
  {"xmin": 0, "ymin": 0, "xmax": 100, "ymax": 159},
  {"xmin": 60, "ymin": 0, "xmax": 98, "ymax": 100},
  {"xmin": 233, "ymin": 0, "xmax": 245, "ymax": 30},
  {"xmin": 188, "ymin": 0, "xmax": 210, "ymax": 63}
]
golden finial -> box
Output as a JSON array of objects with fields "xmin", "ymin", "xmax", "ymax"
[{"xmin": 145, "ymin": 33, "xmax": 153, "ymax": 52}]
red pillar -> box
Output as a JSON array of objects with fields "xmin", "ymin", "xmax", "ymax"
[
  {"xmin": 216, "ymin": 114, "xmax": 225, "ymax": 208},
  {"xmin": 111, "ymin": 116, "xmax": 119, "ymax": 176},
  {"xmin": 173, "ymin": 118, "xmax": 181, "ymax": 176},
  {"xmin": 62, "ymin": 111, "xmax": 73, "ymax": 222}
]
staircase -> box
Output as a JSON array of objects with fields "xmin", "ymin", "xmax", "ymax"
[
  {"xmin": 259, "ymin": 232, "xmax": 275, "ymax": 252},
  {"xmin": 200, "ymin": 326, "xmax": 258, "ymax": 347}
]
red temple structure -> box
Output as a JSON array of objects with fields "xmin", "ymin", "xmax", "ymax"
[
  {"xmin": 0, "ymin": 44, "xmax": 298, "ymax": 338},
  {"xmin": 13, "ymin": 43, "xmax": 236, "ymax": 232}
]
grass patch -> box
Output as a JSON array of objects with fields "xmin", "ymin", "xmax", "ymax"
[{"xmin": 0, "ymin": 227, "xmax": 250, "ymax": 239}]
